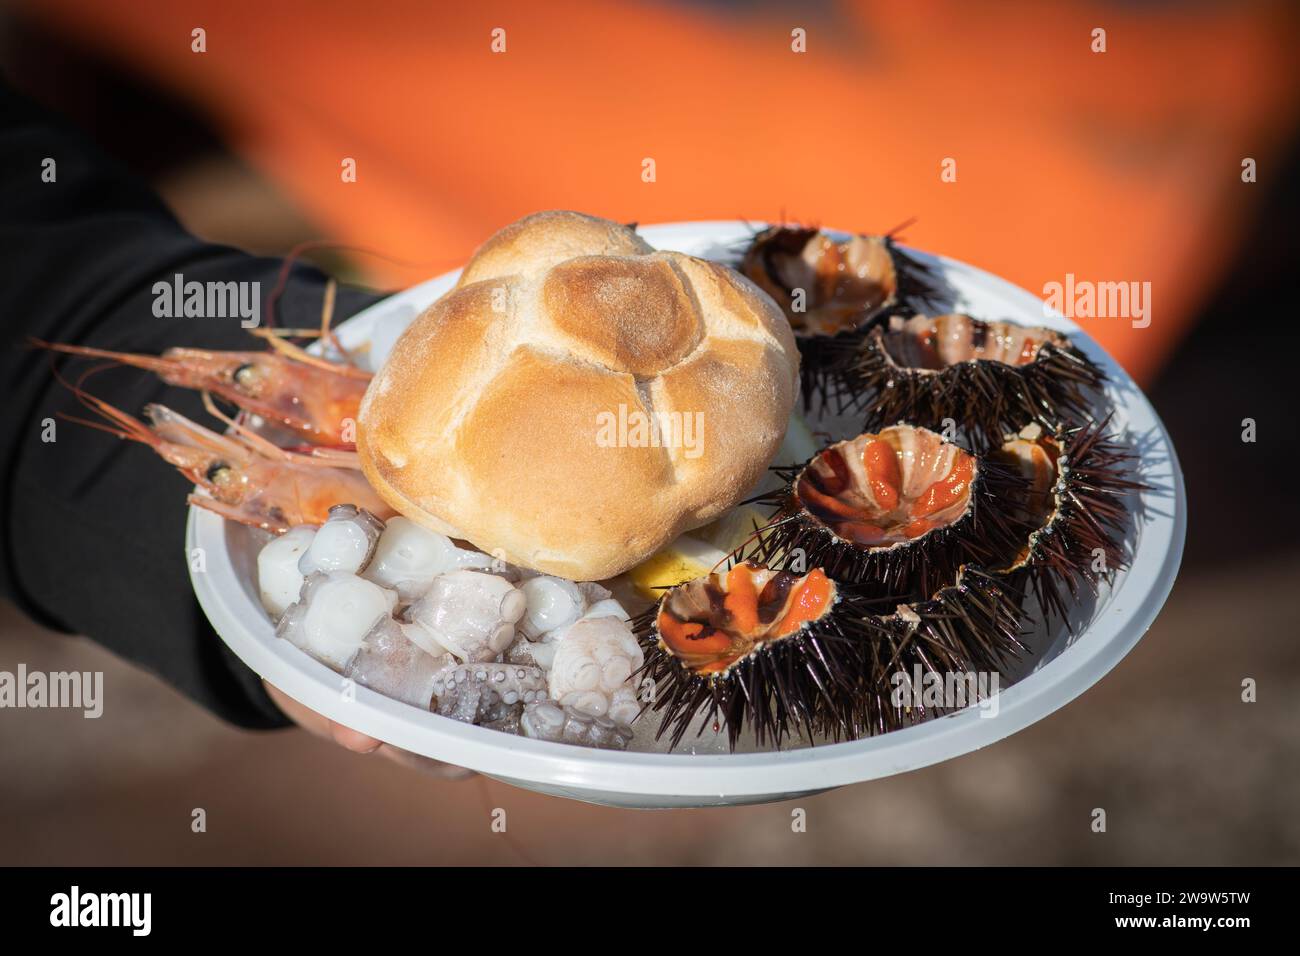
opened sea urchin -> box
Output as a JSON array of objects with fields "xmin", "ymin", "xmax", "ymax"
[
  {"xmin": 989, "ymin": 417, "xmax": 1146, "ymax": 627},
  {"xmin": 634, "ymin": 561, "xmax": 1027, "ymax": 749},
  {"xmin": 744, "ymin": 424, "xmax": 1028, "ymax": 602},
  {"xmin": 735, "ymin": 225, "xmax": 944, "ymax": 408},
  {"xmin": 845, "ymin": 313, "xmax": 1106, "ymax": 453},
  {"xmin": 634, "ymin": 562, "xmax": 853, "ymax": 748}
]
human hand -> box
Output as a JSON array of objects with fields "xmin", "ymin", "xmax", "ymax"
[{"xmin": 263, "ymin": 680, "xmax": 474, "ymax": 779}]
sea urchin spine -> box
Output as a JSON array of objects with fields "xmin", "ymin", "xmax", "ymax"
[
  {"xmin": 846, "ymin": 313, "xmax": 1106, "ymax": 453},
  {"xmin": 633, "ymin": 561, "xmax": 1028, "ymax": 749},
  {"xmin": 991, "ymin": 417, "xmax": 1147, "ymax": 627},
  {"xmin": 734, "ymin": 225, "xmax": 945, "ymax": 410},
  {"xmin": 743, "ymin": 424, "xmax": 1030, "ymax": 603}
]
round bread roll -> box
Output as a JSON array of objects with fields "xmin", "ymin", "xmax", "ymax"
[{"xmin": 357, "ymin": 211, "xmax": 799, "ymax": 581}]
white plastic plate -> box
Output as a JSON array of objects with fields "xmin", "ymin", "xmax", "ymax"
[{"xmin": 188, "ymin": 221, "xmax": 1185, "ymax": 808}]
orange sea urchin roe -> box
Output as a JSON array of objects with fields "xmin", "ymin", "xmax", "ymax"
[
  {"xmin": 657, "ymin": 565, "xmax": 838, "ymax": 675},
  {"xmin": 799, "ymin": 480, "xmax": 867, "ymax": 522},
  {"xmin": 772, "ymin": 568, "xmax": 834, "ymax": 637},
  {"xmin": 723, "ymin": 564, "xmax": 761, "ymax": 634},
  {"xmin": 910, "ymin": 453, "xmax": 974, "ymax": 519},
  {"xmin": 862, "ymin": 438, "xmax": 901, "ymax": 511},
  {"xmin": 796, "ymin": 427, "xmax": 976, "ymax": 547},
  {"xmin": 657, "ymin": 617, "xmax": 731, "ymax": 660}
]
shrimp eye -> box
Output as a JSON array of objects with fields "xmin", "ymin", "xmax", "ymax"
[
  {"xmin": 205, "ymin": 461, "xmax": 233, "ymax": 486},
  {"xmin": 232, "ymin": 362, "xmax": 263, "ymax": 391}
]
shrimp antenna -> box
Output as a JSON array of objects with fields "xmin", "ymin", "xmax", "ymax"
[
  {"xmin": 198, "ymin": 391, "xmax": 354, "ymax": 469},
  {"xmin": 27, "ymin": 336, "xmax": 173, "ymax": 376},
  {"xmin": 264, "ymin": 239, "xmax": 460, "ymax": 330},
  {"xmin": 46, "ymin": 357, "xmax": 156, "ymax": 446},
  {"xmin": 199, "ymin": 391, "xmax": 282, "ymax": 457},
  {"xmin": 246, "ymin": 328, "xmax": 372, "ymax": 378},
  {"xmin": 318, "ymin": 279, "xmax": 356, "ymax": 365}
]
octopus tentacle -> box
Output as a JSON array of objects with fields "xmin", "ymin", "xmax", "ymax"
[
  {"xmin": 521, "ymin": 700, "xmax": 634, "ymax": 750},
  {"xmin": 431, "ymin": 662, "xmax": 547, "ymax": 723}
]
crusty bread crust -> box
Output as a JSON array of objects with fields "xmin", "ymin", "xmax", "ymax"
[{"xmin": 358, "ymin": 211, "xmax": 798, "ymax": 580}]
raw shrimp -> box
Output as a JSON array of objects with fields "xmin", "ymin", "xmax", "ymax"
[
  {"xmin": 61, "ymin": 385, "xmax": 394, "ymax": 533},
  {"xmin": 32, "ymin": 336, "xmax": 370, "ymax": 447}
]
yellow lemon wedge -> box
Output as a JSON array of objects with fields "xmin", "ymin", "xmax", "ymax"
[{"xmin": 626, "ymin": 535, "xmax": 728, "ymax": 602}]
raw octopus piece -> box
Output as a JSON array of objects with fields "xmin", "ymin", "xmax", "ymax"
[
  {"xmin": 547, "ymin": 616, "xmax": 644, "ymax": 724},
  {"xmin": 576, "ymin": 581, "xmax": 612, "ymax": 604},
  {"xmin": 297, "ymin": 504, "xmax": 385, "ymax": 576},
  {"xmin": 480, "ymin": 705, "xmax": 524, "ymax": 736},
  {"xmin": 575, "ymin": 578, "xmax": 631, "ymax": 623},
  {"xmin": 430, "ymin": 662, "xmax": 547, "ymax": 724},
  {"xmin": 520, "ymin": 700, "xmax": 634, "ymax": 750},
  {"xmin": 364, "ymin": 516, "xmax": 500, "ymax": 601},
  {"xmin": 258, "ymin": 525, "xmax": 318, "ymax": 619},
  {"xmin": 347, "ymin": 617, "xmax": 448, "ymax": 709},
  {"xmin": 405, "ymin": 569, "xmax": 527, "ymax": 662},
  {"xmin": 261, "ymin": 512, "xmax": 641, "ymax": 749},
  {"xmin": 505, "ymin": 588, "xmax": 631, "ymax": 669},
  {"xmin": 505, "ymin": 636, "xmax": 558, "ymax": 670},
  {"xmin": 582, "ymin": 599, "xmax": 629, "ymax": 623},
  {"xmin": 517, "ymin": 575, "xmax": 585, "ymax": 639},
  {"xmin": 275, "ymin": 571, "xmax": 399, "ymax": 671}
]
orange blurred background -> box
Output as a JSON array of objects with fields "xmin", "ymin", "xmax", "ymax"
[{"xmin": 13, "ymin": 0, "xmax": 1300, "ymax": 383}]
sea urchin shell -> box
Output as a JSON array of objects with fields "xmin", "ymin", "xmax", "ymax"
[
  {"xmin": 736, "ymin": 225, "xmax": 944, "ymax": 408},
  {"xmin": 990, "ymin": 417, "xmax": 1146, "ymax": 627},
  {"xmin": 634, "ymin": 561, "xmax": 1028, "ymax": 749},
  {"xmin": 745, "ymin": 424, "xmax": 1028, "ymax": 602},
  {"xmin": 847, "ymin": 313, "xmax": 1106, "ymax": 453},
  {"xmin": 634, "ymin": 562, "xmax": 852, "ymax": 748}
]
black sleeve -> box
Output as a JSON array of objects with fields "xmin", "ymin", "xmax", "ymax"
[{"xmin": 0, "ymin": 79, "xmax": 384, "ymax": 728}]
